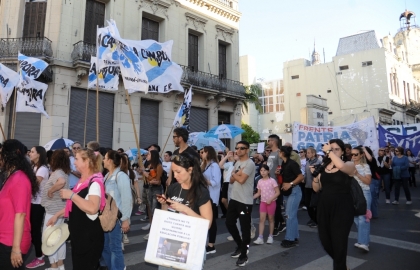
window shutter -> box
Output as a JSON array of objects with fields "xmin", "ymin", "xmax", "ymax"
[
  {"xmin": 218, "ymin": 44, "xmax": 227, "ymax": 79},
  {"xmin": 188, "ymin": 34, "xmax": 199, "ymax": 71},
  {"xmin": 84, "ymin": 0, "xmax": 105, "ymax": 44},
  {"xmin": 190, "ymin": 107, "xmax": 208, "ymax": 132},
  {"xmin": 140, "ymin": 99, "xmax": 159, "ymax": 149},
  {"xmin": 23, "ymin": 2, "xmax": 47, "ymax": 38},
  {"xmin": 141, "ymin": 17, "xmax": 159, "ymax": 41}
]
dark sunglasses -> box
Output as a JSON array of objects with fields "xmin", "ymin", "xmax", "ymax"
[
  {"xmin": 265, "ymin": 150, "xmax": 272, "ymax": 152},
  {"xmin": 235, "ymin": 147, "xmax": 249, "ymax": 150},
  {"xmin": 351, "ymin": 153, "xmax": 359, "ymax": 157},
  {"xmin": 72, "ymin": 146, "xmax": 81, "ymax": 150},
  {"xmin": 299, "ymin": 151, "xmax": 304, "ymax": 154}
]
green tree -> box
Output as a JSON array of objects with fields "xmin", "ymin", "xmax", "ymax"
[
  {"xmin": 241, "ymin": 122, "xmax": 260, "ymax": 144},
  {"xmin": 242, "ymin": 84, "xmax": 263, "ymax": 114}
]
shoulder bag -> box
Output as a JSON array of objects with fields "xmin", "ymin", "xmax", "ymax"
[{"xmin": 350, "ymin": 176, "xmax": 367, "ymax": 216}]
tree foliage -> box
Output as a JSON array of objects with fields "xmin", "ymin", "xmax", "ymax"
[
  {"xmin": 241, "ymin": 122, "xmax": 260, "ymax": 144},
  {"xmin": 242, "ymin": 84, "xmax": 263, "ymax": 114}
]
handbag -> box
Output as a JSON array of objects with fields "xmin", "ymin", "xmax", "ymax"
[{"xmin": 350, "ymin": 177, "xmax": 367, "ymax": 216}]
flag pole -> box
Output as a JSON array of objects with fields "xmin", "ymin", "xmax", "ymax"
[
  {"xmin": 0, "ymin": 122, "xmax": 6, "ymax": 141},
  {"xmin": 160, "ymin": 126, "xmax": 174, "ymax": 157},
  {"xmin": 96, "ymin": 25, "xmax": 99, "ymax": 142},
  {"xmin": 124, "ymin": 89, "xmax": 144, "ymax": 169},
  {"xmin": 11, "ymin": 87, "xmax": 17, "ymax": 139},
  {"xmin": 83, "ymin": 85, "xmax": 90, "ymax": 147}
]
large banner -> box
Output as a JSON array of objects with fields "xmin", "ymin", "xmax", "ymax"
[
  {"xmin": 378, "ymin": 124, "xmax": 420, "ymax": 156},
  {"xmin": 18, "ymin": 53, "xmax": 48, "ymax": 80},
  {"xmin": 381, "ymin": 124, "xmax": 420, "ymax": 136},
  {"xmin": 293, "ymin": 116, "xmax": 379, "ymax": 153},
  {"xmin": 16, "ymin": 79, "xmax": 49, "ymax": 118},
  {"xmin": 0, "ymin": 63, "xmax": 20, "ymax": 106}
]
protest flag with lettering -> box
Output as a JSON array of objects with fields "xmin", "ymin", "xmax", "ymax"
[
  {"xmin": 0, "ymin": 63, "xmax": 20, "ymax": 106},
  {"xmin": 18, "ymin": 53, "xmax": 48, "ymax": 80},
  {"xmin": 16, "ymin": 78, "xmax": 49, "ymax": 118},
  {"xmin": 88, "ymin": 56, "xmax": 120, "ymax": 90},
  {"xmin": 173, "ymin": 86, "xmax": 192, "ymax": 131}
]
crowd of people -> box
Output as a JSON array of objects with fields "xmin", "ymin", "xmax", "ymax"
[{"xmin": 0, "ymin": 130, "xmax": 417, "ymax": 270}]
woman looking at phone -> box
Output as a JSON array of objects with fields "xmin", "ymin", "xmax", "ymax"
[{"xmin": 156, "ymin": 152, "xmax": 212, "ymax": 270}]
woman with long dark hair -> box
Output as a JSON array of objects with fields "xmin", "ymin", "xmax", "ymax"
[
  {"xmin": 47, "ymin": 148, "xmax": 106, "ymax": 269},
  {"xmin": 142, "ymin": 150, "xmax": 163, "ymax": 240},
  {"xmin": 406, "ymin": 149, "xmax": 417, "ymax": 187},
  {"xmin": 156, "ymin": 152, "xmax": 212, "ymax": 270},
  {"xmin": 26, "ymin": 146, "xmax": 49, "ymax": 269},
  {"xmin": 0, "ymin": 139, "xmax": 38, "ymax": 270},
  {"xmin": 311, "ymin": 139, "xmax": 356, "ymax": 270},
  {"xmin": 101, "ymin": 150, "xmax": 132, "ymax": 270},
  {"xmin": 40, "ymin": 150, "xmax": 70, "ymax": 269},
  {"xmin": 200, "ymin": 146, "xmax": 221, "ymax": 254}
]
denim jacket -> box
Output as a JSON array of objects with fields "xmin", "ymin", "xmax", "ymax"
[{"xmin": 104, "ymin": 167, "xmax": 133, "ymax": 222}]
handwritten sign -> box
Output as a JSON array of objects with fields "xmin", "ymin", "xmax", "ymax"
[{"xmin": 145, "ymin": 209, "xmax": 209, "ymax": 270}]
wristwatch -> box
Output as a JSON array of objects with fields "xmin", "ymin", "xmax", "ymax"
[
  {"xmin": 290, "ymin": 182, "xmax": 294, "ymax": 187},
  {"xmin": 326, "ymin": 149, "xmax": 332, "ymax": 154}
]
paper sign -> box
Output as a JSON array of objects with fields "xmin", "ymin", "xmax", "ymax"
[
  {"xmin": 145, "ymin": 209, "xmax": 209, "ymax": 270},
  {"xmin": 257, "ymin": 142, "xmax": 265, "ymax": 154}
]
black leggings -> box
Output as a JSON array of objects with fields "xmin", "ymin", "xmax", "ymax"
[
  {"xmin": 208, "ymin": 203, "xmax": 218, "ymax": 244},
  {"xmin": 304, "ymin": 188, "xmax": 317, "ymax": 224},
  {"xmin": 408, "ymin": 167, "xmax": 417, "ymax": 187},
  {"xmin": 0, "ymin": 243, "xmax": 28, "ymax": 270},
  {"xmin": 30, "ymin": 204, "xmax": 45, "ymax": 258}
]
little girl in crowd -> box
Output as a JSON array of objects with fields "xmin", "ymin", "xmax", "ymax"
[{"xmin": 253, "ymin": 164, "xmax": 280, "ymax": 244}]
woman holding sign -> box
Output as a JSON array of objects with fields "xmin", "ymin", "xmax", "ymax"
[{"xmin": 156, "ymin": 152, "xmax": 212, "ymax": 270}]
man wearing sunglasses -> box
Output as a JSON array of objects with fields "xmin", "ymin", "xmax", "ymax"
[{"xmin": 225, "ymin": 141, "xmax": 255, "ymax": 267}]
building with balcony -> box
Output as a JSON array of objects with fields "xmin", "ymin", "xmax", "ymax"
[{"xmin": 0, "ymin": 0, "xmax": 244, "ymax": 150}]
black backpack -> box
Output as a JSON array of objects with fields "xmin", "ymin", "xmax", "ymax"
[{"xmin": 350, "ymin": 177, "xmax": 367, "ymax": 216}]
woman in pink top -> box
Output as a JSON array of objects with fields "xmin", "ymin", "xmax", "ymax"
[
  {"xmin": 253, "ymin": 164, "xmax": 280, "ymax": 245},
  {"xmin": 0, "ymin": 139, "xmax": 39, "ymax": 270}
]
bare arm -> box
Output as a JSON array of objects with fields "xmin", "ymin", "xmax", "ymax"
[
  {"xmin": 36, "ymin": 176, "xmax": 44, "ymax": 184},
  {"xmin": 48, "ymin": 177, "xmax": 66, "ymax": 197},
  {"xmin": 230, "ymin": 168, "xmax": 249, "ymax": 184},
  {"xmin": 312, "ymin": 174, "xmax": 322, "ymax": 192},
  {"xmin": 12, "ymin": 213, "xmax": 25, "ymax": 253},
  {"xmin": 363, "ymin": 147, "xmax": 373, "ymax": 162},
  {"xmin": 253, "ymin": 188, "xmax": 261, "ymax": 199},
  {"xmin": 60, "ymin": 189, "xmax": 100, "ymax": 215}
]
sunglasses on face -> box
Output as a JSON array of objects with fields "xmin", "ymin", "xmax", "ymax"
[
  {"xmin": 351, "ymin": 153, "xmax": 359, "ymax": 157},
  {"xmin": 73, "ymin": 146, "xmax": 81, "ymax": 150},
  {"xmin": 235, "ymin": 147, "xmax": 249, "ymax": 150},
  {"xmin": 265, "ymin": 150, "xmax": 272, "ymax": 152},
  {"xmin": 299, "ymin": 151, "xmax": 304, "ymax": 154}
]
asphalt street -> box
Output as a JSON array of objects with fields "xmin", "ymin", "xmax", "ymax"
[{"xmin": 26, "ymin": 178, "xmax": 420, "ymax": 270}]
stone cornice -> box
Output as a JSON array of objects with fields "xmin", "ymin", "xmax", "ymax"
[
  {"xmin": 185, "ymin": 12, "xmax": 208, "ymax": 33},
  {"xmin": 139, "ymin": 0, "xmax": 171, "ymax": 19},
  {"xmin": 215, "ymin": 24, "xmax": 235, "ymax": 43},
  {"xmin": 183, "ymin": 0, "xmax": 241, "ymax": 23}
]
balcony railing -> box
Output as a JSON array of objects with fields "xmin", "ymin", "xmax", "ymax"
[
  {"xmin": 214, "ymin": 0, "xmax": 233, "ymax": 8},
  {"xmin": 71, "ymin": 41, "xmax": 96, "ymax": 63},
  {"xmin": 180, "ymin": 65, "xmax": 245, "ymax": 97},
  {"xmin": 0, "ymin": 37, "xmax": 53, "ymax": 59}
]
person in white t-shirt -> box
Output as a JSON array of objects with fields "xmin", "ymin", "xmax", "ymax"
[
  {"xmin": 162, "ymin": 151, "xmax": 172, "ymax": 174},
  {"xmin": 26, "ymin": 146, "xmax": 50, "ymax": 269}
]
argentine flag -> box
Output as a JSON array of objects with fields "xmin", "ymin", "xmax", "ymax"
[{"xmin": 173, "ymin": 86, "xmax": 192, "ymax": 131}]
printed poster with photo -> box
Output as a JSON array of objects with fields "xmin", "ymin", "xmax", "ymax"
[{"xmin": 145, "ymin": 209, "xmax": 209, "ymax": 270}]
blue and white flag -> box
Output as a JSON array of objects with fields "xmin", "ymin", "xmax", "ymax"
[
  {"xmin": 16, "ymin": 78, "xmax": 49, "ymax": 118},
  {"xmin": 88, "ymin": 56, "xmax": 120, "ymax": 90},
  {"xmin": 96, "ymin": 26, "xmax": 120, "ymax": 70},
  {"xmin": 18, "ymin": 53, "xmax": 48, "ymax": 80},
  {"xmin": 0, "ymin": 63, "xmax": 20, "ymax": 106},
  {"xmin": 378, "ymin": 124, "xmax": 420, "ymax": 156},
  {"xmin": 173, "ymin": 86, "xmax": 192, "ymax": 131}
]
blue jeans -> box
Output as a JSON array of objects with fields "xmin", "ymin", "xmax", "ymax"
[
  {"xmin": 102, "ymin": 221, "xmax": 125, "ymax": 270},
  {"xmin": 394, "ymin": 177, "xmax": 411, "ymax": 201},
  {"xmin": 381, "ymin": 173, "xmax": 391, "ymax": 200},
  {"xmin": 369, "ymin": 179, "xmax": 380, "ymax": 218},
  {"xmin": 354, "ymin": 189, "xmax": 371, "ymax": 246},
  {"xmin": 284, "ymin": 187, "xmax": 302, "ymax": 241}
]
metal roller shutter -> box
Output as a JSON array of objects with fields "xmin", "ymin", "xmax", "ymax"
[
  {"xmin": 7, "ymin": 94, "xmax": 41, "ymax": 148},
  {"xmin": 190, "ymin": 107, "xmax": 208, "ymax": 132},
  {"xmin": 68, "ymin": 88, "xmax": 114, "ymax": 148},
  {"xmin": 140, "ymin": 99, "xmax": 159, "ymax": 149}
]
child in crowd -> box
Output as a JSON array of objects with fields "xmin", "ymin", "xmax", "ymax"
[{"xmin": 253, "ymin": 164, "xmax": 280, "ymax": 244}]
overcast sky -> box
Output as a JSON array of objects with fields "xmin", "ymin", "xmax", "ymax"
[{"xmin": 238, "ymin": 0, "xmax": 419, "ymax": 81}]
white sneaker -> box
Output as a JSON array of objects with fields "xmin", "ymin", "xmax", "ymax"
[
  {"xmin": 406, "ymin": 201, "xmax": 412, "ymax": 205},
  {"xmin": 143, "ymin": 234, "xmax": 149, "ymax": 240},
  {"xmin": 250, "ymin": 225, "xmax": 256, "ymax": 239},
  {"xmin": 354, "ymin": 242, "xmax": 361, "ymax": 248},
  {"xmin": 253, "ymin": 237, "xmax": 264, "ymax": 245},
  {"xmin": 227, "ymin": 236, "xmax": 234, "ymax": 241},
  {"xmin": 358, "ymin": 244, "xmax": 369, "ymax": 252},
  {"xmin": 392, "ymin": 201, "xmax": 399, "ymax": 205},
  {"xmin": 266, "ymin": 236, "xmax": 273, "ymax": 244},
  {"xmin": 142, "ymin": 223, "xmax": 151, "ymax": 230},
  {"xmin": 123, "ymin": 234, "xmax": 129, "ymax": 244},
  {"xmin": 386, "ymin": 199, "xmax": 390, "ymax": 204}
]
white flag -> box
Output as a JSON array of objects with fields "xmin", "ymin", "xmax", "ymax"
[
  {"xmin": 16, "ymin": 78, "xmax": 49, "ymax": 118},
  {"xmin": 88, "ymin": 56, "xmax": 120, "ymax": 90},
  {"xmin": 18, "ymin": 53, "xmax": 48, "ymax": 80},
  {"xmin": 0, "ymin": 63, "xmax": 20, "ymax": 106},
  {"xmin": 173, "ymin": 86, "xmax": 192, "ymax": 131}
]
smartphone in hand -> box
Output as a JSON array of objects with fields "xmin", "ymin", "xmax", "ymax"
[{"xmin": 156, "ymin": 194, "xmax": 171, "ymax": 205}]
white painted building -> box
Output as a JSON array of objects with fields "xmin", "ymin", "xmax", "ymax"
[{"xmin": 0, "ymin": 0, "xmax": 245, "ymax": 150}]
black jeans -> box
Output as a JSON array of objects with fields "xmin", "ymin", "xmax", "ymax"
[
  {"xmin": 304, "ymin": 188, "xmax": 317, "ymax": 224},
  {"xmin": 394, "ymin": 178, "xmax": 411, "ymax": 201},
  {"xmin": 30, "ymin": 204, "xmax": 45, "ymax": 258},
  {"xmin": 208, "ymin": 203, "xmax": 218, "ymax": 244},
  {"xmin": 0, "ymin": 243, "xmax": 28, "ymax": 270},
  {"xmin": 408, "ymin": 167, "xmax": 417, "ymax": 187},
  {"xmin": 225, "ymin": 200, "xmax": 253, "ymax": 257},
  {"xmin": 274, "ymin": 195, "xmax": 285, "ymax": 228}
]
